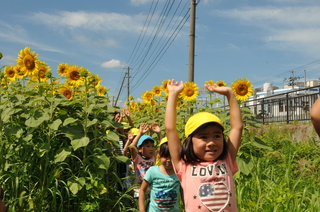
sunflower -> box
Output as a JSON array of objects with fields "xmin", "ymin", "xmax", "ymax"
[
  {"xmin": 4, "ymin": 66, "xmax": 16, "ymax": 81},
  {"xmin": 89, "ymin": 74, "xmax": 101, "ymax": 88},
  {"xmin": 58, "ymin": 86, "xmax": 73, "ymax": 100},
  {"xmin": 97, "ymin": 86, "xmax": 107, "ymax": 96},
  {"xmin": 152, "ymin": 85, "xmax": 162, "ymax": 96},
  {"xmin": 142, "ymin": 90, "xmax": 154, "ymax": 104},
  {"xmin": 216, "ymin": 80, "xmax": 226, "ymax": 87},
  {"xmin": 181, "ymin": 82, "xmax": 199, "ymax": 101},
  {"xmin": 65, "ymin": 65, "xmax": 83, "ymax": 86},
  {"xmin": 161, "ymin": 80, "xmax": 170, "ymax": 95},
  {"xmin": 16, "ymin": 47, "xmax": 38, "ymax": 77},
  {"xmin": 57, "ymin": 63, "xmax": 69, "ymax": 76},
  {"xmin": 14, "ymin": 64, "xmax": 27, "ymax": 79},
  {"xmin": 205, "ymin": 80, "xmax": 215, "ymax": 91},
  {"xmin": 231, "ymin": 78, "xmax": 253, "ymax": 101},
  {"xmin": 33, "ymin": 61, "xmax": 50, "ymax": 82}
]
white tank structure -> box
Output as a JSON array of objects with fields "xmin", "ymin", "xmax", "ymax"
[{"xmin": 263, "ymin": 82, "xmax": 273, "ymax": 95}]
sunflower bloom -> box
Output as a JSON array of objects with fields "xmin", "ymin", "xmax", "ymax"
[
  {"xmin": 161, "ymin": 80, "xmax": 170, "ymax": 95},
  {"xmin": 231, "ymin": 78, "xmax": 253, "ymax": 101},
  {"xmin": 205, "ymin": 80, "xmax": 214, "ymax": 91},
  {"xmin": 216, "ymin": 80, "xmax": 226, "ymax": 87},
  {"xmin": 97, "ymin": 86, "xmax": 107, "ymax": 96},
  {"xmin": 14, "ymin": 64, "xmax": 27, "ymax": 79},
  {"xmin": 152, "ymin": 85, "xmax": 162, "ymax": 96},
  {"xmin": 58, "ymin": 86, "xmax": 73, "ymax": 100},
  {"xmin": 16, "ymin": 47, "xmax": 38, "ymax": 77},
  {"xmin": 89, "ymin": 74, "xmax": 101, "ymax": 88},
  {"xmin": 33, "ymin": 61, "xmax": 50, "ymax": 82},
  {"xmin": 181, "ymin": 82, "xmax": 199, "ymax": 101},
  {"xmin": 57, "ymin": 63, "xmax": 69, "ymax": 76},
  {"xmin": 4, "ymin": 66, "xmax": 16, "ymax": 81},
  {"xmin": 66, "ymin": 65, "xmax": 83, "ymax": 86},
  {"xmin": 142, "ymin": 91, "xmax": 154, "ymax": 104}
]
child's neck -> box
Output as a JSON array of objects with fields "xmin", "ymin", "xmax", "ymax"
[{"xmin": 159, "ymin": 165, "xmax": 175, "ymax": 176}]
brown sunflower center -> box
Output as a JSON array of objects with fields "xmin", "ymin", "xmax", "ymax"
[
  {"xmin": 236, "ymin": 85, "xmax": 248, "ymax": 95},
  {"xmin": 63, "ymin": 90, "xmax": 72, "ymax": 99},
  {"xmin": 23, "ymin": 54, "xmax": 36, "ymax": 70},
  {"xmin": 8, "ymin": 70, "xmax": 15, "ymax": 77},
  {"xmin": 185, "ymin": 88, "xmax": 194, "ymax": 96},
  {"xmin": 70, "ymin": 71, "xmax": 80, "ymax": 80}
]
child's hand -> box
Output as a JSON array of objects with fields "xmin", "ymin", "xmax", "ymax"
[
  {"xmin": 123, "ymin": 108, "xmax": 130, "ymax": 117},
  {"xmin": 204, "ymin": 83, "xmax": 233, "ymax": 96},
  {"xmin": 150, "ymin": 122, "xmax": 161, "ymax": 134},
  {"xmin": 127, "ymin": 132, "xmax": 134, "ymax": 141},
  {"xmin": 167, "ymin": 79, "xmax": 184, "ymax": 95},
  {"xmin": 139, "ymin": 123, "xmax": 150, "ymax": 134}
]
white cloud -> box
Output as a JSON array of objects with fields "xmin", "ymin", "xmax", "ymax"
[
  {"xmin": 130, "ymin": 0, "xmax": 153, "ymax": 6},
  {"xmin": 30, "ymin": 11, "xmax": 144, "ymax": 33},
  {"xmin": 211, "ymin": 6, "xmax": 320, "ymax": 56},
  {"xmin": 101, "ymin": 59, "xmax": 126, "ymax": 68}
]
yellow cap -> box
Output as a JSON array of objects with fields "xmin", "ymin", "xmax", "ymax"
[
  {"xmin": 129, "ymin": 128, "xmax": 140, "ymax": 136},
  {"xmin": 156, "ymin": 137, "xmax": 168, "ymax": 165},
  {"xmin": 185, "ymin": 112, "xmax": 223, "ymax": 137},
  {"xmin": 121, "ymin": 122, "xmax": 130, "ymax": 129}
]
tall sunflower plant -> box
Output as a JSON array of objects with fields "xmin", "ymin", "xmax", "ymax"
[{"xmin": 0, "ymin": 47, "xmax": 136, "ymax": 211}]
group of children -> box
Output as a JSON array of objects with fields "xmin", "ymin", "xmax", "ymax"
[{"xmin": 117, "ymin": 79, "xmax": 244, "ymax": 212}]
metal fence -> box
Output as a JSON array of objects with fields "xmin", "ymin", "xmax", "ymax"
[{"xmin": 243, "ymin": 86, "xmax": 320, "ymax": 124}]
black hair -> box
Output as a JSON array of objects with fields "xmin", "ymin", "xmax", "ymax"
[
  {"xmin": 158, "ymin": 142, "xmax": 170, "ymax": 158},
  {"xmin": 140, "ymin": 139, "xmax": 154, "ymax": 147},
  {"xmin": 181, "ymin": 122, "xmax": 228, "ymax": 165}
]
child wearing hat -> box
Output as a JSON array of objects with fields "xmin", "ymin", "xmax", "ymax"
[
  {"xmin": 165, "ymin": 80, "xmax": 243, "ymax": 212},
  {"xmin": 127, "ymin": 123, "xmax": 161, "ymax": 198},
  {"xmin": 139, "ymin": 137, "xmax": 181, "ymax": 212}
]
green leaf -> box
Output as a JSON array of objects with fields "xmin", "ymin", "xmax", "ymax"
[
  {"xmin": 68, "ymin": 177, "xmax": 86, "ymax": 195},
  {"xmin": 106, "ymin": 130, "xmax": 119, "ymax": 143},
  {"xmin": 62, "ymin": 125, "xmax": 84, "ymax": 141},
  {"xmin": 54, "ymin": 147, "xmax": 72, "ymax": 163},
  {"xmin": 4, "ymin": 126, "xmax": 24, "ymax": 138},
  {"xmin": 36, "ymin": 143, "xmax": 50, "ymax": 158},
  {"xmin": 25, "ymin": 110, "xmax": 50, "ymax": 128},
  {"xmin": 115, "ymin": 155, "xmax": 130, "ymax": 164},
  {"xmin": 63, "ymin": 118, "xmax": 78, "ymax": 126},
  {"xmin": 93, "ymin": 154, "xmax": 110, "ymax": 170},
  {"xmin": 252, "ymin": 137, "xmax": 273, "ymax": 151},
  {"xmin": 49, "ymin": 119, "xmax": 62, "ymax": 130},
  {"xmin": 71, "ymin": 137, "xmax": 90, "ymax": 151},
  {"xmin": 86, "ymin": 118, "xmax": 97, "ymax": 127},
  {"xmin": 236, "ymin": 157, "xmax": 254, "ymax": 175}
]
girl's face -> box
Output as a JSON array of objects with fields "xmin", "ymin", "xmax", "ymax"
[
  {"xmin": 160, "ymin": 156, "xmax": 173, "ymax": 170},
  {"xmin": 192, "ymin": 125, "xmax": 224, "ymax": 162},
  {"xmin": 141, "ymin": 142, "xmax": 155, "ymax": 158}
]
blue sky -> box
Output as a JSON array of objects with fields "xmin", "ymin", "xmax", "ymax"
[{"xmin": 1, "ymin": 0, "xmax": 320, "ymax": 105}]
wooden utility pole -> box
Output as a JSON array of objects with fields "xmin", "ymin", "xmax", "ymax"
[
  {"xmin": 188, "ymin": 0, "xmax": 197, "ymax": 82},
  {"xmin": 126, "ymin": 67, "xmax": 132, "ymax": 101},
  {"xmin": 114, "ymin": 72, "xmax": 127, "ymax": 106}
]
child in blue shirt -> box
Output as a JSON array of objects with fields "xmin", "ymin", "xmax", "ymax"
[{"xmin": 139, "ymin": 137, "xmax": 181, "ymax": 212}]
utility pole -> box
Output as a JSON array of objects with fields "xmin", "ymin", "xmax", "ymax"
[
  {"xmin": 188, "ymin": 0, "xmax": 197, "ymax": 82},
  {"xmin": 126, "ymin": 67, "xmax": 132, "ymax": 101},
  {"xmin": 114, "ymin": 72, "xmax": 127, "ymax": 106},
  {"xmin": 284, "ymin": 70, "xmax": 300, "ymax": 91}
]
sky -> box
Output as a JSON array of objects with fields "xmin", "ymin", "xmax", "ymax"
[{"xmin": 1, "ymin": 0, "xmax": 320, "ymax": 105}]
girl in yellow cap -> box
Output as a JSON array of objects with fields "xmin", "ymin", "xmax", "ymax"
[{"xmin": 165, "ymin": 79, "xmax": 243, "ymax": 212}]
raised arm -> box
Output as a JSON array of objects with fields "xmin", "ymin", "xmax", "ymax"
[
  {"xmin": 129, "ymin": 123, "xmax": 149, "ymax": 160},
  {"xmin": 165, "ymin": 79, "xmax": 184, "ymax": 172},
  {"xmin": 311, "ymin": 97, "xmax": 320, "ymax": 137},
  {"xmin": 205, "ymin": 84, "xmax": 243, "ymax": 163},
  {"xmin": 150, "ymin": 122, "xmax": 163, "ymax": 144},
  {"xmin": 123, "ymin": 108, "xmax": 134, "ymax": 128}
]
